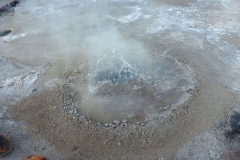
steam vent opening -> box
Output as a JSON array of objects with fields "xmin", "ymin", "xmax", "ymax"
[{"xmin": 69, "ymin": 49, "xmax": 195, "ymax": 124}]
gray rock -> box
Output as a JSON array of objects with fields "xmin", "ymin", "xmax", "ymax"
[
  {"xmin": 73, "ymin": 69, "xmax": 81, "ymax": 74},
  {"xmin": 79, "ymin": 116, "xmax": 85, "ymax": 122},
  {"xmin": 113, "ymin": 120, "xmax": 120, "ymax": 124},
  {"xmin": 104, "ymin": 123, "xmax": 109, "ymax": 127},
  {"xmin": 66, "ymin": 100, "xmax": 71, "ymax": 105},
  {"xmin": 164, "ymin": 105, "xmax": 169, "ymax": 110},
  {"xmin": 73, "ymin": 109, "xmax": 77, "ymax": 114},
  {"xmin": 122, "ymin": 119, "xmax": 128, "ymax": 123},
  {"xmin": 121, "ymin": 123, "xmax": 127, "ymax": 127},
  {"xmin": 71, "ymin": 91, "xmax": 77, "ymax": 96},
  {"xmin": 32, "ymin": 88, "xmax": 37, "ymax": 92},
  {"xmin": 75, "ymin": 102, "xmax": 80, "ymax": 106}
]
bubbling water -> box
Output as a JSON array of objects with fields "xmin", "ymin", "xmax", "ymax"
[{"xmin": 71, "ymin": 48, "xmax": 195, "ymax": 123}]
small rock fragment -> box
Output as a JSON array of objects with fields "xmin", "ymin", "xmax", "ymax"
[
  {"xmin": 71, "ymin": 91, "xmax": 77, "ymax": 96},
  {"xmin": 32, "ymin": 88, "xmax": 37, "ymax": 92},
  {"xmin": 73, "ymin": 69, "xmax": 81, "ymax": 74},
  {"xmin": 0, "ymin": 28, "xmax": 12, "ymax": 37},
  {"xmin": 122, "ymin": 119, "xmax": 128, "ymax": 123},
  {"xmin": 163, "ymin": 106, "xmax": 169, "ymax": 110},
  {"xmin": 122, "ymin": 123, "xmax": 127, "ymax": 127},
  {"xmin": 73, "ymin": 109, "xmax": 77, "ymax": 114},
  {"xmin": 0, "ymin": 133, "xmax": 12, "ymax": 157},
  {"xmin": 104, "ymin": 123, "xmax": 109, "ymax": 127},
  {"xmin": 66, "ymin": 100, "xmax": 71, "ymax": 105},
  {"xmin": 113, "ymin": 120, "xmax": 120, "ymax": 124},
  {"xmin": 10, "ymin": 1, "xmax": 19, "ymax": 7},
  {"xmin": 24, "ymin": 155, "xmax": 46, "ymax": 160},
  {"xmin": 74, "ymin": 102, "xmax": 80, "ymax": 106},
  {"xmin": 79, "ymin": 116, "xmax": 85, "ymax": 122},
  {"xmin": 117, "ymin": 142, "xmax": 121, "ymax": 146}
]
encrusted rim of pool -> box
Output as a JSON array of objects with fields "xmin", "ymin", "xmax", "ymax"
[{"xmin": 61, "ymin": 54, "xmax": 196, "ymax": 129}]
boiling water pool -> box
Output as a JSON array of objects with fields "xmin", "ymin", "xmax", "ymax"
[{"xmin": 69, "ymin": 50, "xmax": 194, "ymax": 123}]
